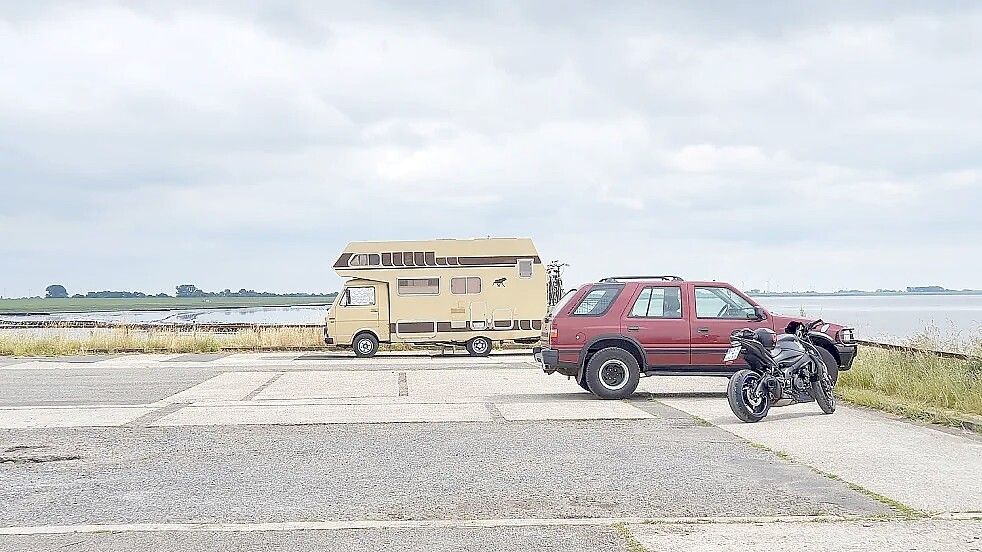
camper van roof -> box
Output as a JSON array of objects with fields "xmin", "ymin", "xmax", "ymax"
[{"xmin": 333, "ymin": 238, "xmax": 540, "ymax": 272}]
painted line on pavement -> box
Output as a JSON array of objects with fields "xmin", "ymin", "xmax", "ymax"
[{"xmin": 0, "ymin": 514, "xmax": 891, "ymax": 536}]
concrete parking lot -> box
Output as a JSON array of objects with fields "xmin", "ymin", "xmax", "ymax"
[{"xmin": 1, "ymin": 352, "xmax": 980, "ymax": 551}]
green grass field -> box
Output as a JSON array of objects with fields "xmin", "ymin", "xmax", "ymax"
[
  {"xmin": 0, "ymin": 296, "xmax": 336, "ymax": 314},
  {"xmin": 838, "ymin": 345, "xmax": 982, "ymax": 429}
]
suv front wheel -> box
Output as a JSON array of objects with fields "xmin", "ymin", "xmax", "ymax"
[{"xmin": 585, "ymin": 347, "xmax": 640, "ymax": 399}]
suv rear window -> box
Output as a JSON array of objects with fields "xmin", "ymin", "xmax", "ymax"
[{"xmin": 571, "ymin": 285, "xmax": 623, "ymax": 316}]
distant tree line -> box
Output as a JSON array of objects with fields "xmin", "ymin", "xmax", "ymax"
[
  {"xmin": 42, "ymin": 284, "xmax": 335, "ymax": 299},
  {"xmin": 174, "ymin": 284, "xmax": 335, "ymax": 298}
]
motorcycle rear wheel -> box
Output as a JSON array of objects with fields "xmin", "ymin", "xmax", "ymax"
[
  {"xmin": 727, "ymin": 369, "xmax": 770, "ymax": 423},
  {"xmin": 812, "ymin": 372, "xmax": 836, "ymax": 414}
]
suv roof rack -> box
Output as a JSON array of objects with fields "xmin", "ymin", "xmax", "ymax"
[{"xmin": 599, "ymin": 275, "xmax": 684, "ymax": 283}]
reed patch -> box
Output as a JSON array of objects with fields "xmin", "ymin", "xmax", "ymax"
[{"xmin": 838, "ymin": 344, "xmax": 982, "ymax": 428}]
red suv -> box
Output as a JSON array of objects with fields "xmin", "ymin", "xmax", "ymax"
[{"xmin": 538, "ymin": 276, "xmax": 857, "ymax": 399}]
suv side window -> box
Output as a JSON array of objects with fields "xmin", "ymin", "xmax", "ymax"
[
  {"xmin": 695, "ymin": 286, "xmax": 755, "ymax": 319},
  {"xmin": 571, "ymin": 285, "xmax": 623, "ymax": 316},
  {"xmin": 629, "ymin": 287, "xmax": 682, "ymax": 319}
]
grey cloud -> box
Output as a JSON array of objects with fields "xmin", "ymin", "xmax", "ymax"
[{"xmin": 1, "ymin": 1, "xmax": 980, "ymax": 297}]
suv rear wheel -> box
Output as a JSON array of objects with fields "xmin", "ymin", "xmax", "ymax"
[{"xmin": 585, "ymin": 347, "xmax": 640, "ymax": 399}]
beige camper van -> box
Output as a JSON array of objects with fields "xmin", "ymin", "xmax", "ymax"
[{"xmin": 325, "ymin": 238, "xmax": 546, "ymax": 357}]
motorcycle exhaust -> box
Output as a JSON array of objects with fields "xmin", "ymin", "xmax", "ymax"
[{"xmin": 762, "ymin": 375, "xmax": 782, "ymax": 401}]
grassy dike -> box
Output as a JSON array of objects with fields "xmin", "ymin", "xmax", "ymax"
[{"xmin": 837, "ymin": 346, "xmax": 982, "ymax": 430}]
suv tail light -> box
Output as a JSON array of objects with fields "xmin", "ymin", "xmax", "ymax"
[{"xmin": 550, "ymin": 327, "xmax": 558, "ymax": 344}]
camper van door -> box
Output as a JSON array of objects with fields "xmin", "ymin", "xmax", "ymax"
[{"xmin": 336, "ymin": 282, "xmax": 390, "ymax": 343}]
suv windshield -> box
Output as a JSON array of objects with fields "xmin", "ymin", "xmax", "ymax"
[{"xmin": 571, "ymin": 285, "xmax": 623, "ymax": 316}]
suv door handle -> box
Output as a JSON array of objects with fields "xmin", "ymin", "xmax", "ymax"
[
  {"xmin": 697, "ymin": 327, "xmax": 710, "ymax": 333},
  {"xmin": 370, "ymin": 309, "xmax": 379, "ymax": 313},
  {"xmin": 627, "ymin": 326, "xmax": 640, "ymax": 332}
]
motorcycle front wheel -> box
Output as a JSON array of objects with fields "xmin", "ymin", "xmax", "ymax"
[
  {"xmin": 812, "ymin": 371, "xmax": 836, "ymax": 414},
  {"xmin": 727, "ymin": 369, "xmax": 770, "ymax": 423}
]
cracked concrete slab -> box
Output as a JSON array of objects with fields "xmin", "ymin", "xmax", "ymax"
[
  {"xmin": 148, "ymin": 402, "xmax": 493, "ymax": 426},
  {"xmin": 254, "ymin": 371, "xmax": 399, "ymax": 400},
  {"xmin": 159, "ymin": 372, "xmax": 279, "ymax": 403},
  {"xmin": 0, "ymin": 405, "xmax": 154, "ymax": 429},
  {"xmin": 495, "ymin": 400, "xmax": 653, "ymax": 421}
]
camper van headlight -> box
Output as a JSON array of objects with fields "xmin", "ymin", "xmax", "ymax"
[{"xmin": 838, "ymin": 328, "xmax": 855, "ymax": 344}]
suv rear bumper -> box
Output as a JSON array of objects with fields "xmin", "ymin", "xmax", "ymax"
[
  {"xmin": 538, "ymin": 347, "xmax": 578, "ymax": 376},
  {"xmin": 836, "ymin": 343, "xmax": 858, "ymax": 371}
]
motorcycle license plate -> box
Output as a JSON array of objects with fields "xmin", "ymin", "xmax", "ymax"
[{"xmin": 723, "ymin": 346, "xmax": 741, "ymax": 362}]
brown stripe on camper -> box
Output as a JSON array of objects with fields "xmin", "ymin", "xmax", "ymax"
[
  {"xmin": 393, "ymin": 322, "xmax": 437, "ymax": 333},
  {"xmin": 390, "ymin": 320, "xmax": 545, "ymax": 333}
]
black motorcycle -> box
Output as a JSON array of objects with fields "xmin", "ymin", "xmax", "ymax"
[{"xmin": 724, "ymin": 319, "xmax": 835, "ymax": 423}]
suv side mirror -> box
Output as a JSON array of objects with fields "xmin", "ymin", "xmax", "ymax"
[{"xmin": 749, "ymin": 307, "xmax": 766, "ymax": 321}]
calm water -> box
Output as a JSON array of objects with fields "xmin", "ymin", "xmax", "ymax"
[
  {"xmin": 757, "ymin": 294, "xmax": 982, "ymax": 344},
  {"xmin": 0, "ymin": 305, "xmax": 333, "ymax": 325},
  {"xmin": 3, "ymin": 295, "xmax": 981, "ymax": 344}
]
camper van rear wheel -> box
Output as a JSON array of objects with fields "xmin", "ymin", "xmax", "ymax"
[
  {"xmin": 466, "ymin": 336, "xmax": 492, "ymax": 357},
  {"xmin": 353, "ymin": 333, "xmax": 379, "ymax": 358}
]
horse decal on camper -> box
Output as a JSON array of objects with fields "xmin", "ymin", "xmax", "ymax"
[{"xmin": 493, "ymin": 277, "xmax": 507, "ymax": 287}]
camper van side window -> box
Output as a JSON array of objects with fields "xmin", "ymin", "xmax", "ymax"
[
  {"xmin": 346, "ymin": 286, "xmax": 376, "ymax": 306},
  {"xmin": 518, "ymin": 259, "xmax": 534, "ymax": 278},
  {"xmin": 451, "ymin": 277, "xmax": 482, "ymax": 295},
  {"xmin": 348, "ymin": 254, "xmax": 377, "ymax": 267},
  {"xmin": 398, "ymin": 278, "xmax": 440, "ymax": 296}
]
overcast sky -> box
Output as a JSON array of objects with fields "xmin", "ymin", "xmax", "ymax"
[{"xmin": 1, "ymin": 1, "xmax": 980, "ymax": 297}]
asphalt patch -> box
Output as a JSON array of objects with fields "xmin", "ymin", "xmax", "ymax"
[
  {"xmin": 35, "ymin": 355, "xmax": 117, "ymax": 364},
  {"xmin": 162, "ymin": 353, "xmax": 230, "ymax": 363}
]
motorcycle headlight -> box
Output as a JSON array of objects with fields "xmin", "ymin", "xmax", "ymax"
[{"xmin": 838, "ymin": 328, "xmax": 855, "ymax": 344}]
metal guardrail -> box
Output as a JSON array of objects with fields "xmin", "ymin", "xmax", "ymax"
[{"xmin": 855, "ymin": 339, "xmax": 974, "ymax": 361}]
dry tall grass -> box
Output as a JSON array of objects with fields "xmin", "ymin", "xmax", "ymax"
[
  {"xmin": 0, "ymin": 326, "xmax": 325, "ymax": 356},
  {"xmin": 838, "ymin": 346, "xmax": 982, "ymax": 425}
]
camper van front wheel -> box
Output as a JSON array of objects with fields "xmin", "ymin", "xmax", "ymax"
[
  {"xmin": 466, "ymin": 336, "xmax": 492, "ymax": 357},
  {"xmin": 353, "ymin": 333, "xmax": 379, "ymax": 358}
]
